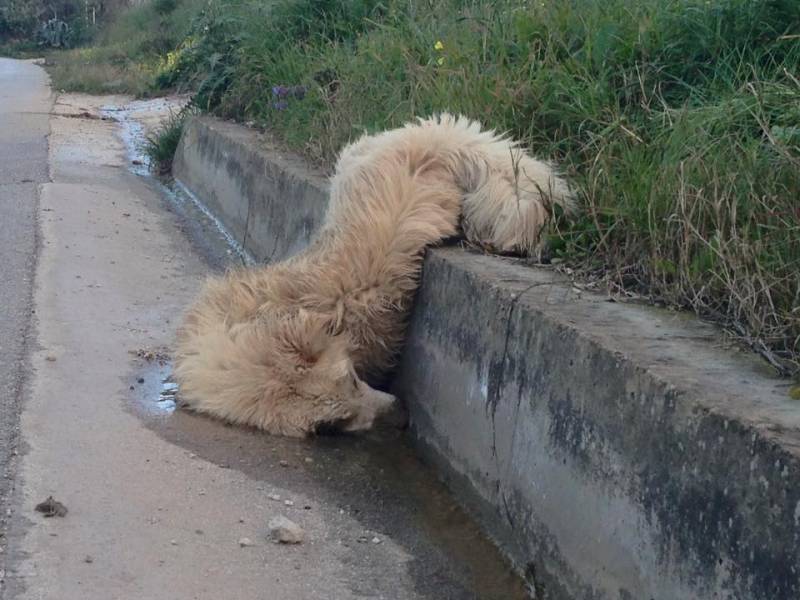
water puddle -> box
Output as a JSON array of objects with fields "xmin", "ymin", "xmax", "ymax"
[
  {"xmin": 128, "ymin": 361, "xmax": 176, "ymax": 417},
  {"xmin": 127, "ymin": 359, "xmax": 531, "ymax": 599},
  {"xmin": 164, "ymin": 178, "xmax": 253, "ymax": 266}
]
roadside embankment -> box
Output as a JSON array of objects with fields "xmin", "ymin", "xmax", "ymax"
[{"xmin": 174, "ymin": 115, "xmax": 800, "ymax": 600}]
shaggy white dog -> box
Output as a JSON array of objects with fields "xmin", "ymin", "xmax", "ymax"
[{"xmin": 173, "ymin": 114, "xmax": 573, "ymax": 437}]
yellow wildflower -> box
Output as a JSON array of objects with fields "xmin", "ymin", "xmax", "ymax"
[{"xmin": 434, "ymin": 40, "xmax": 444, "ymax": 51}]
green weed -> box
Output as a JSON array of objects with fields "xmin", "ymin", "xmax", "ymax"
[
  {"xmin": 144, "ymin": 107, "xmax": 193, "ymax": 174},
  {"xmin": 45, "ymin": 0, "xmax": 205, "ymax": 96}
]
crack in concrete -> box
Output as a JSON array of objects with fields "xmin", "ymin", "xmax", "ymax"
[
  {"xmin": 489, "ymin": 281, "xmax": 547, "ymax": 464},
  {"xmin": 240, "ymin": 177, "xmax": 254, "ymax": 266}
]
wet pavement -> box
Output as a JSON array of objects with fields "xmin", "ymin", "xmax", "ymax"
[
  {"xmin": 130, "ymin": 359, "xmax": 528, "ymax": 599},
  {"xmin": 0, "ymin": 61, "xmax": 530, "ymax": 599}
]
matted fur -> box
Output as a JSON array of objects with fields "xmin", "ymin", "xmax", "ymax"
[{"xmin": 174, "ymin": 114, "xmax": 573, "ymax": 437}]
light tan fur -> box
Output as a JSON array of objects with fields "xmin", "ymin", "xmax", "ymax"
[{"xmin": 174, "ymin": 114, "xmax": 573, "ymax": 437}]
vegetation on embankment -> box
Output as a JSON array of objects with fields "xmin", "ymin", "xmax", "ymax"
[
  {"xmin": 40, "ymin": 0, "xmax": 202, "ymax": 94},
  {"xmin": 0, "ymin": 0, "xmax": 121, "ymax": 54},
  {"xmin": 46, "ymin": 0, "xmax": 800, "ymax": 377}
]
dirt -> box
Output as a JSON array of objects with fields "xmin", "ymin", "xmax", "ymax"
[{"xmin": 34, "ymin": 497, "xmax": 67, "ymax": 518}]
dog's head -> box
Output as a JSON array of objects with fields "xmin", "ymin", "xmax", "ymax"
[{"xmin": 274, "ymin": 309, "xmax": 398, "ymax": 435}]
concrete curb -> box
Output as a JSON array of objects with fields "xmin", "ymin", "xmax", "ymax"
[
  {"xmin": 174, "ymin": 117, "xmax": 328, "ymax": 261},
  {"xmin": 174, "ymin": 115, "xmax": 800, "ymax": 599}
]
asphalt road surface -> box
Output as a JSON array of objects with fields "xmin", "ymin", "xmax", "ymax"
[
  {"xmin": 0, "ymin": 58, "xmax": 51, "ymax": 574},
  {"xmin": 0, "ymin": 58, "xmax": 528, "ymax": 600}
]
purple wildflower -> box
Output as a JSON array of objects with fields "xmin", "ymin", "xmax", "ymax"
[
  {"xmin": 271, "ymin": 85, "xmax": 289, "ymax": 98},
  {"xmin": 272, "ymin": 100, "xmax": 289, "ymax": 111}
]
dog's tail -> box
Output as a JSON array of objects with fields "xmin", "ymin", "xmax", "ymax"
[
  {"xmin": 459, "ymin": 131, "xmax": 574, "ymax": 255},
  {"xmin": 410, "ymin": 114, "xmax": 575, "ymax": 254},
  {"xmin": 417, "ymin": 114, "xmax": 575, "ymax": 255},
  {"xmin": 330, "ymin": 113, "xmax": 575, "ymax": 256}
]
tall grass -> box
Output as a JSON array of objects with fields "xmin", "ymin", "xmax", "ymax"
[
  {"xmin": 46, "ymin": 0, "xmax": 204, "ymax": 95},
  {"xmin": 78, "ymin": 0, "xmax": 800, "ymax": 375}
]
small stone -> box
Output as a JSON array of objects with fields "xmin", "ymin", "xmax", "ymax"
[
  {"xmin": 268, "ymin": 493, "xmax": 281, "ymax": 502},
  {"xmin": 304, "ymin": 457, "xmax": 313, "ymax": 463},
  {"xmin": 278, "ymin": 460, "xmax": 289, "ymax": 468},
  {"xmin": 371, "ymin": 536, "xmax": 382, "ymax": 544},
  {"xmin": 268, "ymin": 515, "xmax": 305, "ymax": 544},
  {"xmin": 170, "ymin": 539, "xmax": 178, "ymax": 546},
  {"xmin": 84, "ymin": 555, "xmax": 93, "ymax": 563},
  {"xmin": 45, "ymin": 355, "xmax": 56, "ymax": 362},
  {"xmin": 137, "ymin": 377, "xmax": 145, "ymax": 384},
  {"xmin": 239, "ymin": 517, "xmax": 245, "ymax": 523},
  {"xmin": 283, "ymin": 500, "xmax": 294, "ymax": 507},
  {"xmin": 238, "ymin": 537, "xmax": 254, "ymax": 547}
]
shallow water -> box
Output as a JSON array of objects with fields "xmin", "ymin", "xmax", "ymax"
[
  {"xmin": 128, "ymin": 360, "xmax": 531, "ymax": 600},
  {"xmin": 101, "ymin": 100, "xmax": 253, "ymax": 269}
]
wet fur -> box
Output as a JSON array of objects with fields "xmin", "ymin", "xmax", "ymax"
[{"xmin": 174, "ymin": 114, "xmax": 573, "ymax": 437}]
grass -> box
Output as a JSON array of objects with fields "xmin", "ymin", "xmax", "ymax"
[
  {"xmin": 46, "ymin": 48, "xmax": 155, "ymax": 95},
  {"xmin": 54, "ymin": 0, "xmax": 800, "ymax": 377},
  {"xmin": 0, "ymin": 38, "xmax": 39, "ymax": 58},
  {"xmin": 144, "ymin": 107, "xmax": 193, "ymax": 173},
  {"xmin": 44, "ymin": 0, "xmax": 204, "ymax": 95}
]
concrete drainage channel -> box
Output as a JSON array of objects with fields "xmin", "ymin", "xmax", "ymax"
[
  {"xmin": 106, "ymin": 102, "xmax": 532, "ymax": 599},
  {"xmin": 173, "ymin": 116, "xmax": 800, "ymax": 599}
]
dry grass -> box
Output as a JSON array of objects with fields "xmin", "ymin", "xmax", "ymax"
[{"xmin": 46, "ymin": 49, "xmax": 154, "ymax": 95}]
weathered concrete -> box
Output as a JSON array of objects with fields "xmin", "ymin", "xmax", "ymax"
[
  {"xmin": 174, "ymin": 117, "xmax": 328, "ymax": 261},
  {"xmin": 396, "ymin": 250, "xmax": 800, "ymax": 600},
  {"xmin": 174, "ymin": 115, "xmax": 800, "ymax": 599}
]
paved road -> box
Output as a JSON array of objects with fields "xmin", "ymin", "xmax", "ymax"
[
  {"xmin": 0, "ymin": 60, "xmax": 526, "ymax": 599},
  {"xmin": 0, "ymin": 57, "xmax": 51, "ymax": 566}
]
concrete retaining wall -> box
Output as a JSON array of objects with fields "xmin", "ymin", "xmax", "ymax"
[
  {"xmin": 174, "ymin": 115, "xmax": 800, "ymax": 599},
  {"xmin": 174, "ymin": 117, "xmax": 328, "ymax": 261}
]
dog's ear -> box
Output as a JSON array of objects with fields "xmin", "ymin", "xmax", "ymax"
[
  {"xmin": 273, "ymin": 310, "xmax": 323, "ymax": 370},
  {"xmin": 274, "ymin": 309, "xmax": 350, "ymax": 374}
]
